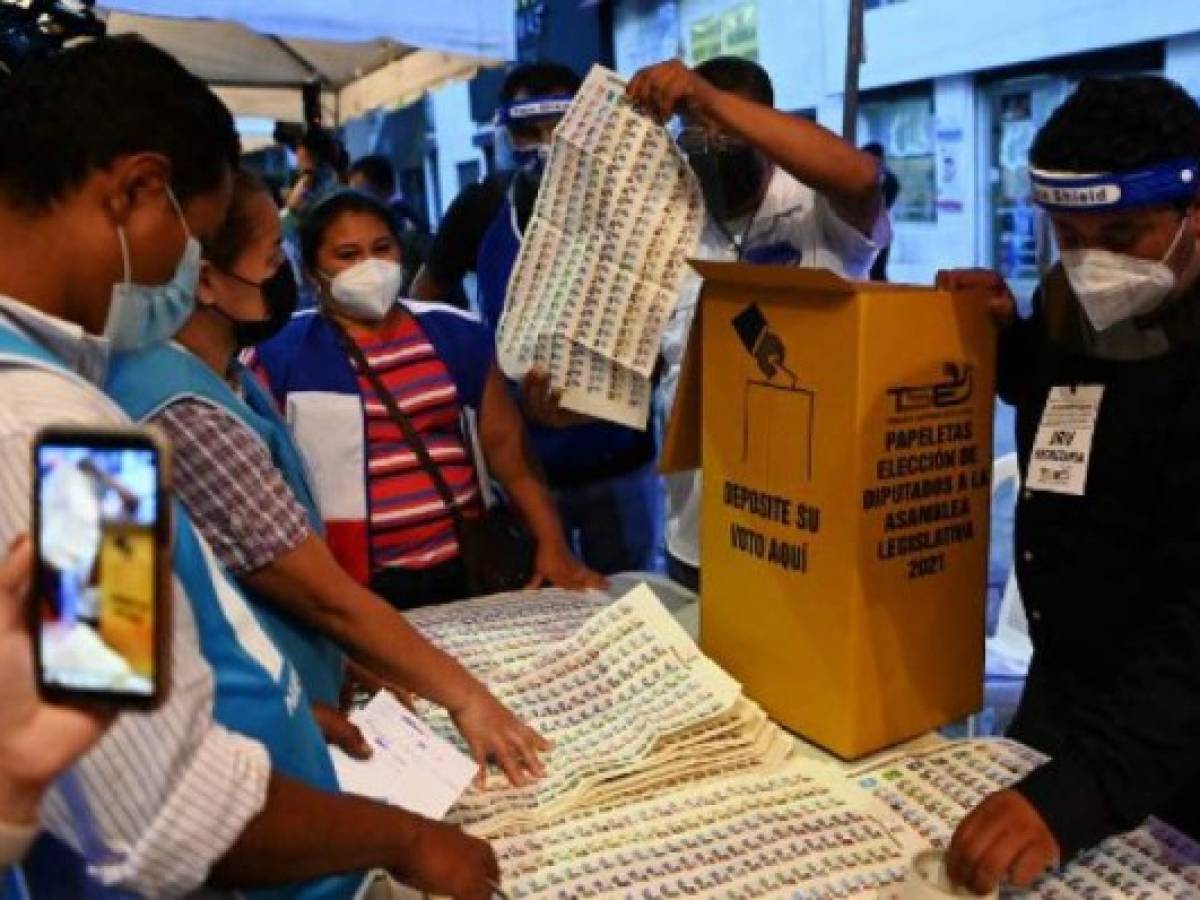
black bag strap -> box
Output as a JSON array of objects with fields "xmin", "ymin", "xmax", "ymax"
[{"xmin": 329, "ymin": 316, "xmax": 468, "ymax": 533}]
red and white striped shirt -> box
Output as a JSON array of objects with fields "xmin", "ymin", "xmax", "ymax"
[{"xmin": 354, "ymin": 316, "xmax": 481, "ymax": 570}]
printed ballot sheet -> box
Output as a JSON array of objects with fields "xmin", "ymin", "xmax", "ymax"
[
  {"xmin": 853, "ymin": 740, "xmax": 1200, "ymax": 898},
  {"xmin": 496, "ymin": 64, "xmax": 705, "ymax": 430},
  {"xmin": 331, "ymin": 690, "xmax": 477, "ymax": 820},
  {"xmin": 406, "ymin": 589, "xmax": 1200, "ymax": 898}
]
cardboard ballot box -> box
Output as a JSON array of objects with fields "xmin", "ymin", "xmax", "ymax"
[{"xmin": 663, "ymin": 261, "xmax": 996, "ymax": 759}]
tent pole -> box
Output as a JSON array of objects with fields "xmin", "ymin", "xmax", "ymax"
[{"xmin": 842, "ymin": 0, "xmax": 865, "ymax": 144}]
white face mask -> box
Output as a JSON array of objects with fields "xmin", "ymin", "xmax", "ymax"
[
  {"xmin": 105, "ymin": 188, "xmax": 201, "ymax": 351},
  {"xmin": 1061, "ymin": 216, "xmax": 1191, "ymax": 332},
  {"xmin": 322, "ymin": 258, "xmax": 404, "ymax": 322}
]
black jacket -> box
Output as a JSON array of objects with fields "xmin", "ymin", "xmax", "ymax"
[{"xmin": 1001, "ymin": 269, "xmax": 1200, "ymax": 859}]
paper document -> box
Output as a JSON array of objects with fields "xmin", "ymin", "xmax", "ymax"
[
  {"xmin": 496, "ymin": 64, "xmax": 705, "ymax": 429},
  {"xmin": 332, "ymin": 690, "xmax": 477, "ymax": 819}
]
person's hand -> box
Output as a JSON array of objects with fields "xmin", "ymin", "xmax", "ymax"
[
  {"xmin": 285, "ymin": 170, "xmax": 316, "ymax": 214},
  {"xmin": 0, "ymin": 536, "xmax": 114, "ymax": 824},
  {"xmin": 448, "ymin": 686, "xmax": 551, "ymax": 788},
  {"xmin": 310, "ymin": 703, "xmax": 371, "ymax": 760},
  {"xmin": 527, "ymin": 541, "xmax": 606, "ymax": 591},
  {"xmin": 393, "ymin": 818, "xmax": 500, "ymax": 900},
  {"xmin": 936, "ymin": 268, "xmax": 1018, "ymax": 330},
  {"xmin": 626, "ymin": 59, "xmax": 719, "ymax": 125},
  {"xmin": 519, "ymin": 369, "xmax": 593, "ymax": 429},
  {"xmin": 947, "ymin": 789, "xmax": 1061, "ymax": 895}
]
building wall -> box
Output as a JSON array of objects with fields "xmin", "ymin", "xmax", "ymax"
[{"xmin": 425, "ymin": 79, "xmax": 485, "ymax": 224}]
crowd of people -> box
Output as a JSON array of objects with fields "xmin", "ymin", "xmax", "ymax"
[{"xmin": 0, "ymin": 27, "xmax": 1197, "ymax": 900}]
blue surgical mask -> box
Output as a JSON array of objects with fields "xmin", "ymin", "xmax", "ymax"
[{"xmin": 105, "ymin": 188, "xmax": 201, "ymax": 351}]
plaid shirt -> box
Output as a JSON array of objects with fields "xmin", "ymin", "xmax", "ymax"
[{"xmin": 154, "ymin": 397, "xmax": 311, "ymax": 575}]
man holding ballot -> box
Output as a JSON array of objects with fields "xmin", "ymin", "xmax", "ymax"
[
  {"xmin": 625, "ymin": 56, "xmax": 891, "ymax": 590},
  {"xmin": 940, "ymin": 75, "xmax": 1200, "ymax": 894}
]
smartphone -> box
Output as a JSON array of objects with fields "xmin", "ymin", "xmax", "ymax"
[{"xmin": 31, "ymin": 426, "xmax": 170, "ymax": 708}]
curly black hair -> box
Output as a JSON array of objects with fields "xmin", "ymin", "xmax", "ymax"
[
  {"xmin": 0, "ymin": 35, "xmax": 239, "ymax": 212},
  {"xmin": 1031, "ymin": 76, "xmax": 1200, "ymax": 176}
]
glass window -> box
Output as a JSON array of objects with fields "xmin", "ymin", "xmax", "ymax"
[{"xmin": 859, "ymin": 88, "xmax": 936, "ymax": 224}]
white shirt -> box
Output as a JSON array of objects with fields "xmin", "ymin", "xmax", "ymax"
[
  {"xmin": 663, "ymin": 168, "xmax": 890, "ymax": 567},
  {"xmin": 0, "ymin": 298, "xmax": 271, "ymax": 896}
]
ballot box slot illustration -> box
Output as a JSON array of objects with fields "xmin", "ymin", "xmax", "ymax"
[{"xmin": 664, "ymin": 261, "xmax": 996, "ymax": 759}]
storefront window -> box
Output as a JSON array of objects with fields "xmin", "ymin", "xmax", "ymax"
[{"xmin": 859, "ymin": 89, "xmax": 936, "ymax": 224}]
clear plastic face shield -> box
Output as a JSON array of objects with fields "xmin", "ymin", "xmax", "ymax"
[{"xmin": 1031, "ymin": 158, "xmax": 1200, "ymax": 331}]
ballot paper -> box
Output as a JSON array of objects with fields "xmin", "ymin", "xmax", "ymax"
[
  {"xmin": 407, "ymin": 589, "xmax": 1200, "ymax": 897},
  {"xmin": 853, "ymin": 740, "xmax": 1200, "ymax": 898},
  {"xmin": 331, "ymin": 690, "xmax": 477, "ymax": 819},
  {"xmin": 490, "ymin": 758, "xmax": 924, "ymax": 899},
  {"xmin": 495, "ymin": 64, "xmax": 705, "ymax": 430}
]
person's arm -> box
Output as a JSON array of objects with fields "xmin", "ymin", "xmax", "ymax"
[
  {"xmin": 626, "ymin": 59, "xmax": 882, "ymax": 235},
  {"xmin": 209, "ymin": 772, "xmax": 498, "ymax": 899},
  {"xmin": 948, "ymin": 439, "xmax": 1200, "ymax": 893},
  {"xmin": 412, "ymin": 180, "xmax": 505, "ymax": 303},
  {"xmin": 478, "ymin": 364, "xmax": 603, "ymax": 589},
  {"xmin": 153, "ymin": 400, "xmax": 550, "ymax": 786},
  {"xmin": 0, "ymin": 375, "xmax": 273, "ymax": 897},
  {"xmin": 244, "ymin": 535, "xmax": 549, "ymax": 785}
]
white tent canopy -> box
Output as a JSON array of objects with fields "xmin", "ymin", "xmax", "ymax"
[{"xmin": 99, "ymin": 2, "xmax": 514, "ymax": 123}]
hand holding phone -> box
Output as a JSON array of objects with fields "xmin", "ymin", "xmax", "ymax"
[
  {"xmin": 32, "ymin": 426, "xmax": 171, "ymax": 708},
  {"xmin": 0, "ymin": 535, "xmax": 113, "ymax": 826}
]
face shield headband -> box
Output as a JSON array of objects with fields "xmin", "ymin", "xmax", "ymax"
[
  {"xmin": 1031, "ymin": 158, "xmax": 1200, "ymax": 214},
  {"xmin": 495, "ymin": 94, "xmax": 573, "ymax": 128}
]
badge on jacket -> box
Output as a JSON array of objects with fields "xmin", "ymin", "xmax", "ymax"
[{"xmin": 1027, "ymin": 384, "xmax": 1104, "ymax": 496}]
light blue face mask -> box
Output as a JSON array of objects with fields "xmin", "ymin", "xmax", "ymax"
[{"xmin": 104, "ymin": 188, "xmax": 201, "ymax": 351}]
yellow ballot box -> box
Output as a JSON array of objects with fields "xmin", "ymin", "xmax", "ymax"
[{"xmin": 663, "ymin": 261, "xmax": 996, "ymax": 759}]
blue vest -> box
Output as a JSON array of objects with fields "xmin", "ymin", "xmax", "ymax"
[
  {"xmin": 0, "ymin": 326, "xmax": 362, "ymax": 900},
  {"xmin": 107, "ymin": 342, "xmax": 345, "ymax": 707},
  {"xmin": 477, "ymin": 199, "xmax": 655, "ymax": 487}
]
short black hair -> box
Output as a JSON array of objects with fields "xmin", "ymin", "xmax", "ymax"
[
  {"xmin": 298, "ymin": 190, "xmax": 397, "ymax": 271},
  {"xmin": 863, "ymin": 142, "xmax": 885, "ymax": 159},
  {"xmin": 695, "ymin": 57, "xmax": 774, "ymax": 108},
  {"xmin": 348, "ymin": 155, "xmax": 396, "ymax": 197},
  {"xmin": 1031, "ymin": 76, "xmax": 1200, "ymax": 176},
  {"xmin": 499, "ymin": 62, "xmax": 582, "ymax": 105},
  {"xmin": 0, "ymin": 35, "xmax": 239, "ymax": 211},
  {"xmin": 299, "ymin": 127, "xmax": 349, "ymax": 176}
]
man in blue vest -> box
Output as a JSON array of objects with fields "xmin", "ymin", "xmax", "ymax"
[{"xmin": 0, "ymin": 35, "xmax": 496, "ymax": 899}]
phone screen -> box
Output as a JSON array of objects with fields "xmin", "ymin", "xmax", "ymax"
[{"xmin": 35, "ymin": 437, "xmax": 161, "ymax": 701}]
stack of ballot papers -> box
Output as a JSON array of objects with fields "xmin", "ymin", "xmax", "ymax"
[
  {"xmin": 397, "ymin": 585, "xmax": 1200, "ymax": 898},
  {"xmin": 496, "ymin": 64, "xmax": 705, "ymax": 430}
]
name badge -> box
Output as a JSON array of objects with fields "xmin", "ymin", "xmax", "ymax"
[{"xmin": 1027, "ymin": 385, "xmax": 1104, "ymax": 496}]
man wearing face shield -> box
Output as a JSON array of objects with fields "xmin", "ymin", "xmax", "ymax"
[
  {"xmin": 936, "ymin": 76, "xmax": 1200, "ymax": 896},
  {"xmin": 410, "ymin": 62, "xmax": 581, "ymax": 306},
  {"xmin": 625, "ymin": 57, "xmax": 891, "ymax": 591},
  {"xmin": 416, "ymin": 62, "xmax": 665, "ymax": 577}
]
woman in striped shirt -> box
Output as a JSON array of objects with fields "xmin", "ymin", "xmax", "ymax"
[{"xmin": 253, "ymin": 192, "xmax": 600, "ymax": 610}]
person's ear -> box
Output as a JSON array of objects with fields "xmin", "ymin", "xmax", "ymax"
[
  {"xmin": 106, "ymin": 153, "xmax": 173, "ymax": 225},
  {"xmin": 196, "ymin": 260, "xmax": 221, "ymax": 308}
]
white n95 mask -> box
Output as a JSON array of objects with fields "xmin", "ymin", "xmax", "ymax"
[
  {"xmin": 1061, "ymin": 216, "xmax": 1190, "ymax": 332},
  {"xmin": 323, "ymin": 258, "xmax": 404, "ymax": 322},
  {"xmin": 105, "ymin": 188, "xmax": 201, "ymax": 351}
]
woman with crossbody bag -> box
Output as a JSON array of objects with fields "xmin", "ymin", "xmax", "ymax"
[{"xmin": 251, "ymin": 191, "xmax": 601, "ymax": 609}]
